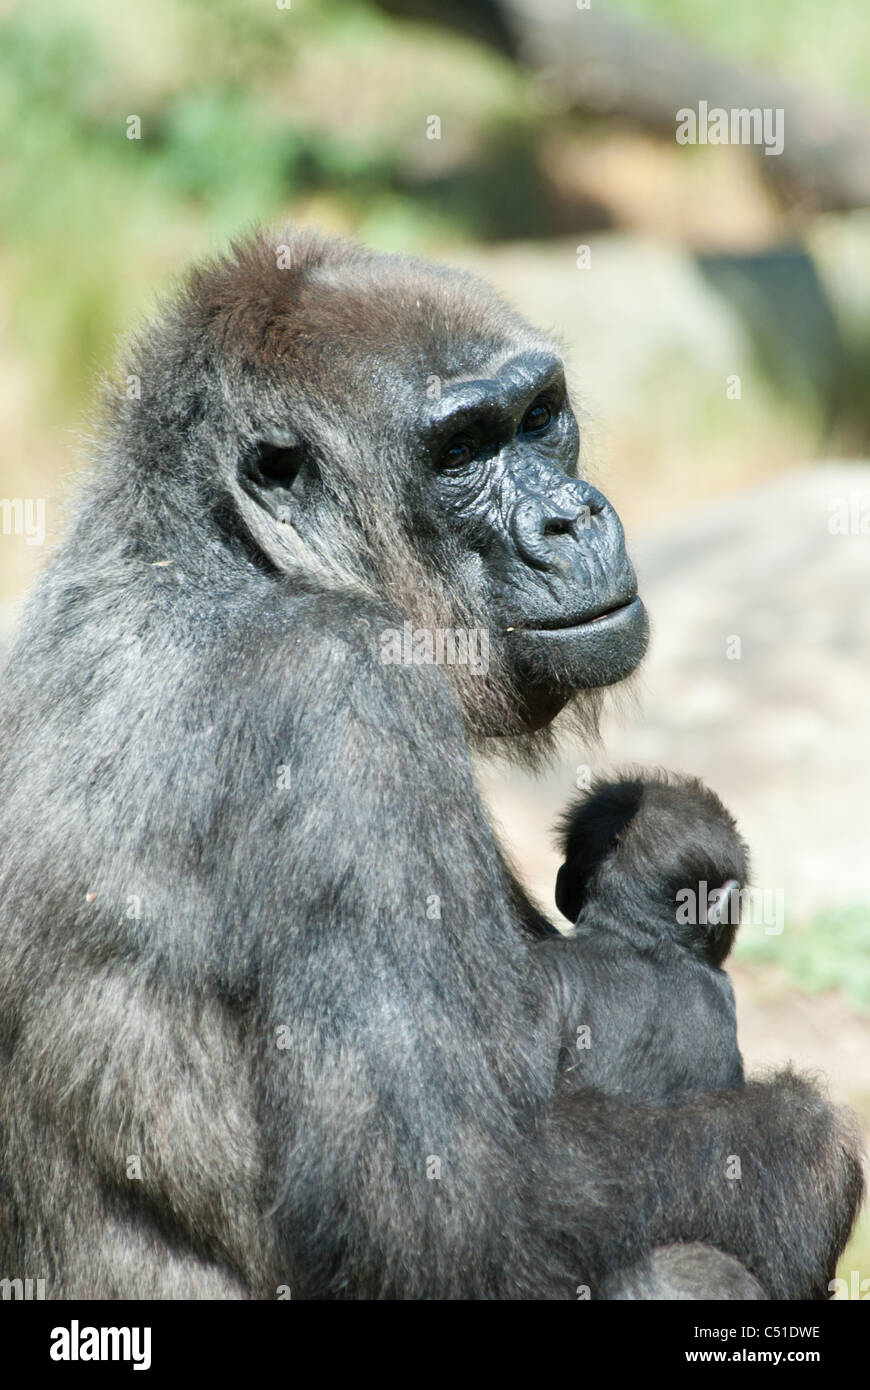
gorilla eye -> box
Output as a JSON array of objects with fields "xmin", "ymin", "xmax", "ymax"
[
  {"xmin": 522, "ymin": 400, "xmax": 552, "ymax": 434},
  {"xmin": 439, "ymin": 438, "xmax": 474, "ymax": 470}
]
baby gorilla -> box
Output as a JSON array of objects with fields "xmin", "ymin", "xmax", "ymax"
[{"xmin": 547, "ymin": 772, "xmax": 748, "ymax": 1105}]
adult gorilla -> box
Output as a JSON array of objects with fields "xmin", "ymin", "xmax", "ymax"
[{"xmin": 0, "ymin": 230, "xmax": 860, "ymax": 1299}]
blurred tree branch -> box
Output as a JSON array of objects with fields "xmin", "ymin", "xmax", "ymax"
[{"xmin": 375, "ymin": 0, "xmax": 870, "ymax": 211}]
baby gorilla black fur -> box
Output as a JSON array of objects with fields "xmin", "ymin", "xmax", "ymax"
[{"xmin": 548, "ymin": 772, "xmax": 748, "ymax": 1104}]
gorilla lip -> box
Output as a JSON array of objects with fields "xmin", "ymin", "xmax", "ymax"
[{"xmin": 516, "ymin": 594, "xmax": 639, "ymax": 633}]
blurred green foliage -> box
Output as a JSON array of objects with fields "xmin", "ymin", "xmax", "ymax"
[{"xmin": 0, "ymin": 0, "xmax": 533, "ymax": 408}]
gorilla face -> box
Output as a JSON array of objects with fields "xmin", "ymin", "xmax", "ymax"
[
  {"xmin": 420, "ymin": 348, "xmax": 648, "ymax": 714},
  {"xmin": 226, "ymin": 246, "xmax": 647, "ymax": 734}
]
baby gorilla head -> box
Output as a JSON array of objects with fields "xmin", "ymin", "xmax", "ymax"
[{"xmin": 555, "ymin": 771, "xmax": 749, "ymax": 966}]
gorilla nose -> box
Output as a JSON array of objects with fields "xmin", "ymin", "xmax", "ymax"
[{"xmin": 511, "ymin": 485, "xmax": 607, "ymax": 572}]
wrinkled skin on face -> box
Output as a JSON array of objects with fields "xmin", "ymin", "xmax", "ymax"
[
  {"xmin": 419, "ymin": 349, "xmax": 648, "ymax": 726},
  {"xmin": 229, "ymin": 252, "xmax": 648, "ymax": 736}
]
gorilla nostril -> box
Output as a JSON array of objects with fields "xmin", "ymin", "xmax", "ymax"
[{"xmin": 542, "ymin": 517, "xmax": 575, "ymax": 539}]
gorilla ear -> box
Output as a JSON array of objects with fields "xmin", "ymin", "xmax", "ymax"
[
  {"xmin": 707, "ymin": 879, "xmax": 740, "ymax": 928},
  {"xmin": 241, "ymin": 429, "xmax": 307, "ymax": 520},
  {"xmin": 555, "ymin": 862, "xmax": 580, "ymax": 923}
]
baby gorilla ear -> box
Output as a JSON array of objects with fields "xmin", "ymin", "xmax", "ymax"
[
  {"xmin": 554, "ymin": 861, "xmax": 580, "ymax": 922},
  {"xmin": 702, "ymin": 878, "xmax": 744, "ymax": 965},
  {"xmin": 707, "ymin": 878, "xmax": 741, "ymax": 928},
  {"xmin": 555, "ymin": 778, "xmax": 646, "ymax": 922},
  {"xmin": 240, "ymin": 428, "xmax": 308, "ymax": 522}
]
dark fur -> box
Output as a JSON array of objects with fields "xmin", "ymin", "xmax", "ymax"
[
  {"xmin": 0, "ymin": 229, "xmax": 862, "ymax": 1299},
  {"xmin": 547, "ymin": 772, "xmax": 748, "ymax": 1103}
]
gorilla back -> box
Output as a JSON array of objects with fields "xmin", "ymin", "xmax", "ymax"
[{"xmin": 0, "ymin": 230, "xmax": 860, "ymax": 1299}]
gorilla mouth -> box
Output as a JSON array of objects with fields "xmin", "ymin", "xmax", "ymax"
[{"xmin": 518, "ymin": 595, "xmax": 639, "ymax": 632}]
